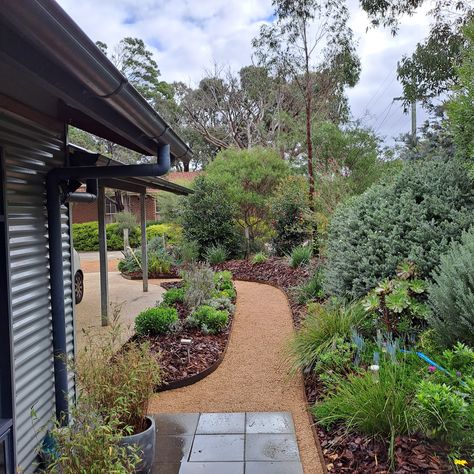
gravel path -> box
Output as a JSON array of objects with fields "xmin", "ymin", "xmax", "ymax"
[{"xmin": 148, "ymin": 280, "xmax": 325, "ymax": 474}]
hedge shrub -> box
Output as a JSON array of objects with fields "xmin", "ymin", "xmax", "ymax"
[
  {"xmin": 72, "ymin": 221, "xmax": 140, "ymax": 251},
  {"xmin": 146, "ymin": 223, "xmax": 182, "ymax": 245},
  {"xmin": 325, "ymin": 160, "xmax": 474, "ymax": 298},
  {"xmin": 135, "ymin": 306, "xmax": 178, "ymax": 335},
  {"xmin": 188, "ymin": 305, "xmax": 229, "ymax": 334},
  {"xmin": 428, "ymin": 230, "xmax": 474, "ymax": 347}
]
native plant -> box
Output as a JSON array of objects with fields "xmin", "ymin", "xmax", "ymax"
[
  {"xmin": 135, "ymin": 306, "xmax": 178, "ymax": 336},
  {"xmin": 288, "ymin": 300, "xmax": 366, "ymax": 373},
  {"xmin": 289, "ymin": 245, "xmax": 312, "ymax": 268},
  {"xmin": 362, "ymin": 262, "xmax": 430, "ymax": 335},
  {"xmin": 188, "ymin": 305, "xmax": 229, "ymax": 334},
  {"xmin": 428, "ymin": 229, "xmax": 474, "ymax": 347},
  {"xmin": 294, "ymin": 268, "xmax": 325, "ymax": 304},
  {"xmin": 325, "ymin": 159, "xmax": 474, "ymax": 298},
  {"xmin": 205, "ymin": 244, "xmax": 228, "ymax": 265},
  {"xmin": 313, "ymin": 358, "xmax": 419, "ymax": 447},
  {"xmin": 252, "ymin": 252, "xmax": 268, "ymax": 264},
  {"xmin": 181, "ymin": 263, "xmax": 216, "ymax": 310}
]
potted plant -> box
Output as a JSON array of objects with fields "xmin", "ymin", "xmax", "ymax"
[{"xmin": 47, "ymin": 308, "xmax": 161, "ymax": 473}]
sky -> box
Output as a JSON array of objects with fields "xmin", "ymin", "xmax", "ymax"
[{"xmin": 57, "ymin": 0, "xmax": 433, "ymax": 145}]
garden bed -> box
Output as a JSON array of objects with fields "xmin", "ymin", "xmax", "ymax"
[
  {"xmin": 121, "ymin": 268, "xmax": 180, "ymax": 280},
  {"xmin": 130, "ymin": 271, "xmax": 236, "ymax": 391},
  {"xmin": 213, "ymin": 258, "xmax": 458, "ymax": 473}
]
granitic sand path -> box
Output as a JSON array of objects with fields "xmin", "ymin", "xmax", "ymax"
[{"xmin": 148, "ymin": 280, "xmax": 325, "ymax": 474}]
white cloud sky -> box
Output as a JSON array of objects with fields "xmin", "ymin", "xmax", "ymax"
[{"xmin": 57, "ymin": 0, "xmax": 433, "ymax": 144}]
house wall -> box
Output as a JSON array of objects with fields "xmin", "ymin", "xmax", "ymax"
[
  {"xmin": 72, "ymin": 193, "xmax": 157, "ymax": 224},
  {"xmin": 0, "ymin": 110, "xmax": 75, "ymax": 473}
]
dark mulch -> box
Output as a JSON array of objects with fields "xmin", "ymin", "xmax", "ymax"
[
  {"xmin": 213, "ymin": 258, "xmax": 455, "ymax": 473},
  {"xmin": 318, "ymin": 425, "xmax": 453, "ymax": 473},
  {"xmin": 142, "ymin": 325, "xmax": 230, "ymax": 384},
  {"xmin": 132, "ymin": 280, "xmax": 233, "ymax": 386}
]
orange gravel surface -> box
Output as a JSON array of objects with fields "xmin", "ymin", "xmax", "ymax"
[
  {"xmin": 148, "ymin": 280, "xmax": 325, "ymax": 474},
  {"xmin": 80, "ymin": 258, "xmax": 120, "ymax": 273}
]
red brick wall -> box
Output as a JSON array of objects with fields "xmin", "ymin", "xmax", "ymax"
[
  {"xmin": 72, "ymin": 195, "xmax": 156, "ymax": 224},
  {"xmin": 71, "ymin": 201, "xmax": 98, "ymax": 223}
]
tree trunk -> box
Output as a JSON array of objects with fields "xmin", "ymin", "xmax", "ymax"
[{"xmin": 306, "ymin": 95, "xmax": 314, "ymax": 209}]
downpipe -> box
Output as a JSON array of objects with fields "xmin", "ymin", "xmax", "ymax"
[{"xmin": 47, "ymin": 145, "xmax": 170, "ymax": 424}]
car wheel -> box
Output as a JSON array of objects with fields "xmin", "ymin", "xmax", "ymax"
[{"xmin": 74, "ymin": 271, "xmax": 84, "ymax": 304}]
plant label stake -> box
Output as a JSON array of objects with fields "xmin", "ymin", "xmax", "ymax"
[{"xmin": 181, "ymin": 338, "xmax": 192, "ymax": 364}]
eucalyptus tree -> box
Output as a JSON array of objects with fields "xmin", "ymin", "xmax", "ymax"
[
  {"xmin": 252, "ymin": 0, "xmax": 360, "ymax": 206},
  {"xmin": 360, "ymin": 0, "xmax": 473, "ymax": 106}
]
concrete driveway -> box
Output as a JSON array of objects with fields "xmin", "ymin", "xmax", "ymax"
[{"xmin": 75, "ymin": 252, "xmax": 165, "ymax": 351}]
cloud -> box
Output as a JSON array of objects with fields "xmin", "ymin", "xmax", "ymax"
[{"xmin": 58, "ymin": 0, "xmax": 433, "ymax": 143}]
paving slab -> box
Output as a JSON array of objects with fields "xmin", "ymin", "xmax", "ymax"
[
  {"xmin": 155, "ymin": 435, "xmax": 193, "ymax": 463},
  {"xmin": 196, "ymin": 413, "xmax": 245, "ymax": 434},
  {"xmin": 190, "ymin": 434, "xmax": 245, "ymax": 462},
  {"xmin": 246, "ymin": 461, "xmax": 304, "ymax": 474},
  {"xmin": 246, "ymin": 412, "xmax": 295, "ymax": 434},
  {"xmin": 245, "ymin": 433, "xmax": 300, "ymax": 462},
  {"xmin": 152, "ymin": 412, "xmax": 304, "ymax": 473},
  {"xmin": 155, "ymin": 413, "xmax": 200, "ymax": 436}
]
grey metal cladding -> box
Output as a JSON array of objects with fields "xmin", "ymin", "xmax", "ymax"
[{"xmin": 0, "ymin": 112, "xmax": 74, "ymax": 473}]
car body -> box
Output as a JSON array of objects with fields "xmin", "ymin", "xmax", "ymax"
[{"xmin": 73, "ymin": 249, "xmax": 84, "ymax": 304}]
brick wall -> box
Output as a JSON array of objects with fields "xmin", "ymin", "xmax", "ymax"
[{"xmin": 72, "ymin": 194, "xmax": 157, "ymax": 224}]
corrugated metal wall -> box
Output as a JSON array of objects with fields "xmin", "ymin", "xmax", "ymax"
[{"xmin": 0, "ymin": 111, "xmax": 75, "ymax": 473}]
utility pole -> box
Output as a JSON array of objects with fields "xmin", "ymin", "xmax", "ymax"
[
  {"xmin": 394, "ymin": 96, "xmax": 417, "ymax": 146},
  {"xmin": 411, "ymin": 100, "xmax": 417, "ymax": 146}
]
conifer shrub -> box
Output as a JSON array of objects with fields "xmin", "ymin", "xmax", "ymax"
[
  {"xmin": 428, "ymin": 229, "xmax": 474, "ymax": 347},
  {"xmin": 325, "ymin": 160, "xmax": 474, "ymax": 298}
]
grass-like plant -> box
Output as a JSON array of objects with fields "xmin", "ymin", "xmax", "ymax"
[
  {"xmin": 77, "ymin": 307, "xmax": 161, "ymax": 435},
  {"xmin": 294, "ymin": 268, "xmax": 325, "ymax": 304},
  {"xmin": 205, "ymin": 244, "xmax": 228, "ymax": 264},
  {"xmin": 288, "ymin": 300, "xmax": 366, "ymax": 373},
  {"xmin": 312, "ymin": 358, "xmax": 420, "ymax": 461},
  {"xmin": 252, "ymin": 252, "xmax": 268, "ymax": 264},
  {"xmin": 135, "ymin": 306, "xmax": 178, "ymax": 336},
  {"xmin": 289, "ymin": 245, "xmax": 312, "ymax": 268}
]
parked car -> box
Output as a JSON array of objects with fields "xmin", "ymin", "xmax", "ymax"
[{"xmin": 73, "ymin": 249, "xmax": 84, "ymax": 304}]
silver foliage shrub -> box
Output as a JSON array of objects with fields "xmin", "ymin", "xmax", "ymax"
[
  {"xmin": 428, "ymin": 229, "xmax": 474, "ymax": 347},
  {"xmin": 325, "ymin": 159, "xmax": 474, "ymax": 298}
]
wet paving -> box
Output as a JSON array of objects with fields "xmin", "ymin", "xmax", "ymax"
[{"xmin": 153, "ymin": 412, "xmax": 304, "ymax": 474}]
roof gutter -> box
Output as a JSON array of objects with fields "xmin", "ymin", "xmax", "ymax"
[{"xmin": 1, "ymin": 0, "xmax": 192, "ymax": 162}]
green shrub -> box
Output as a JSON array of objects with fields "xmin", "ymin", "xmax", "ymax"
[
  {"xmin": 288, "ymin": 301, "xmax": 366, "ymax": 373},
  {"xmin": 213, "ymin": 288, "xmax": 236, "ymax": 300},
  {"xmin": 416, "ymin": 380, "xmax": 470, "ymax": 442},
  {"xmin": 188, "ymin": 305, "xmax": 229, "ymax": 334},
  {"xmin": 251, "ymin": 252, "xmax": 268, "ymax": 264},
  {"xmin": 205, "ymin": 245, "xmax": 228, "ymax": 264},
  {"xmin": 135, "ymin": 307, "xmax": 178, "ymax": 335},
  {"xmin": 294, "ymin": 268, "xmax": 325, "ymax": 304},
  {"xmin": 207, "ymin": 297, "xmax": 235, "ymax": 313},
  {"xmin": 148, "ymin": 255, "xmax": 172, "ymax": 275},
  {"xmin": 313, "ymin": 359, "xmax": 419, "ymax": 439},
  {"xmin": 146, "ymin": 223, "xmax": 182, "ymax": 245},
  {"xmin": 175, "ymin": 240, "xmax": 200, "ymax": 264},
  {"xmin": 214, "ymin": 271, "xmax": 233, "ymax": 291},
  {"xmin": 362, "ymin": 262, "xmax": 430, "ymax": 336},
  {"xmin": 270, "ymin": 175, "xmax": 312, "ymax": 256},
  {"xmin": 162, "ymin": 287, "xmax": 185, "ymax": 306},
  {"xmin": 182, "ymin": 264, "xmax": 216, "ymax": 310},
  {"xmin": 325, "ymin": 159, "xmax": 474, "ymax": 298},
  {"xmin": 72, "ymin": 221, "xmax": 140, "ymax": 251},
  {"xmin": 289, "ymin": 245, "xmax": 312, "ymax": 268},
  {"xmin": 442, "ymin": 342, "xmax": 474, "ymax": 378},
  {"xmin": 181, "ymin": 176, "xmax": 242, "ymax": 259},
  {"xmin": 428, "ymin": 229, "xmax": 474, "ymax": 347}
]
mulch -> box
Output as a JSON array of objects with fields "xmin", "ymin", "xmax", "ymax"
[
  {"xmin": 213, "ymin": 258, "xmax": 456, "ymax": 473},
  {"xmin": 133, "ymin": 281, "xmax": 233, "ymax": 386},
  {"xmin": 122, "ymin": 267, "xmax": 180, "ymax": 279},
  {"xmin": 214, "ymin": 257, "xmax": 312, "ymax": 326}
]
